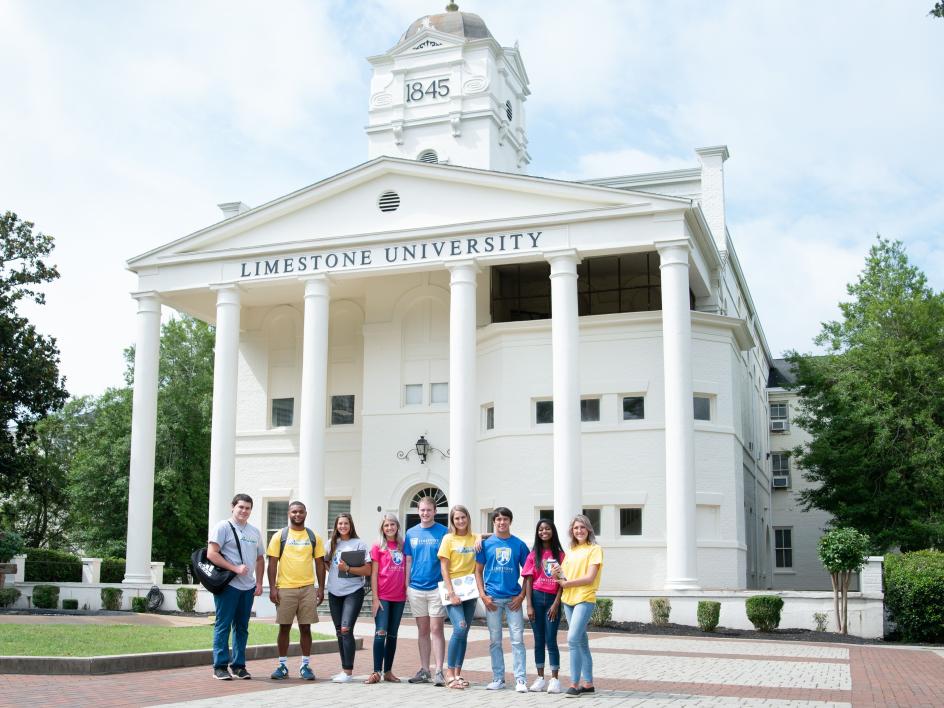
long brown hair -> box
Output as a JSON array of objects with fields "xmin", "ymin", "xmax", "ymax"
[
  {"xmin": 448, "ymin": 505, "xmax": 473, "ymax": 535},
  {"xmin": 328, "ymin": 512, "xmax": 359, "ymax": 554}
]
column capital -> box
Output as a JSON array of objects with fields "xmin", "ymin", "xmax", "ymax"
[
  {"xmin": 300, "ymin": 274, "xmax": 331, "ymax": 298},
  {"xmin": 655, "ymin": 239, "xmax": 691, "ymax": 266},
  {"xmin": 209, "ymin": 283, "xmax": 242, "ymax": 306},
  {"xmin": 131, "ymin": 291, "xmax": 161, "ymax": 312},
  {"xmin": 447, "ymin": 259, "xmax": 479, "ymax": 285},
  {"xmin": 545, "ymin": 249, "xmax": 580, "ymax": 277}
]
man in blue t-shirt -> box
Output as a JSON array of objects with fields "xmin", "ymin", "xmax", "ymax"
[
  {"xmin": 475, "ymin": 506, "xmax": 530, "ymax": 693},
  {"xmin": 403, "ymin": 496, "xmax": 448, "ymax": 686}
]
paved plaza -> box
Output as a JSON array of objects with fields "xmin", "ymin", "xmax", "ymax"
[{"xmin": 2, "ymin": 619, "xmax": 943, "ymax": 707}]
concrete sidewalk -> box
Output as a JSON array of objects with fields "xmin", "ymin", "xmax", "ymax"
[{"xmin": 1, "ymin": 619, "xmax": 942, "ymax": 706}]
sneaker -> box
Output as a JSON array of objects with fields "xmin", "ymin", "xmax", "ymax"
[
  {"xmin": 565, "ymin": 686, "xmax": 581, "ymax": 697},
  {"xmin": 232, "ymin": 667, "xmax": 252, "ymax": 680},
  {"xmin": 486, "ymin": 680, "xmax": 506, "ymax": 690},
  {"xmin": 332, "ymin": 672, "xmax": 353, "ymax": 683},
  {"xmin": 270, "ymin": 664, "xmax": 288, "ymax": 680},
  {"xmin": 579, "ymin": 686, "xmax": 595, "ymax": 694},
  {"xmin": 408, "ymin": 668, "xmax": 432, "ymax": 684},
  {"xmin": 547, "ymin": 678, "xmax": 562, "ymax": 694},
  {"xmin": 515, "ymin": 680, "xmax": 529, "ymax": 693},
  {"xmin": 299, "ymin": 664, "xmax": 315, "ymax": 681},
  {"xmin": 529, "ymin": 677, "xmax": 547, "ymax": 692},
  {"xmin": 213, "ymin": 668, "xmax": 232, "ymax": 680},
  {"xmin": 433, "ymin": 670, "xmax": 446, "ymax": 687}
]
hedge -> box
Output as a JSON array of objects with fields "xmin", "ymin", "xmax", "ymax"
[
  {"xmin": 176, "ymin": 587, "xmax": 197, "ymax": 612},
  {"xmin": 746, "ymin": 595, "xmax": 783, "ymax": 632},
  {"xmin": 131, "ymin": 596, "xmax": 149, "ymax": 613},
  {"xmin": 0, "ymin": 588, "xmax": 21, "ymax": 608},
  {"xmin": 32, "ymin": 585, "xmax": 60, "ymax": 609},
  {"xmin": 24, "ymin": 548, "xmax": 82, "ymax": 583},
  {"xmin": 884, "ymin": 550, "xmax": 944, "ymax": 643},
  {"xmin": 590, "ymin": 597, "xmax": 612, "ymax": 625},
  {"xmin": 100, "ymin": 557, "xmax": 126, "ymax": 583},
  {"xmin": 650, "ymin": 597, "xmax": 671, "ymax": 625},
  {"xmin": 697, "ymin": 600, "xmax": 721, "ymax": 632},
  {"xmin": 62, "ymin": 598, "xmax": 79, "ymax": 610},
  {"xmin": 101, "ymin": 587, "xmax": 123, "ymax": 611}
]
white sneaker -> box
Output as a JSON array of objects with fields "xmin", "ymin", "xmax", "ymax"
[
  {"xmin": 486, "ymin": 679, "xmax": 506, "ymax": 690},
  {"xmin": 331, "ymin": 673, "xmax": 353, "ymax": 683},
  {"xmin": 529, "ymin": 677, "xmax": 547, "ymax": 692},
  {"xmin": 547, "ymin": 678, "xmax": 562, "ymax": 694},
  {"xmin": 515, "ymin": 680, "xmax": 529, "ymax": 693}
]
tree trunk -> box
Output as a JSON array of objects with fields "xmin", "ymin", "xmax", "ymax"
[
  {"xmin": 830, "ymin": 572, "xmax": 841, "ymax": 632},
  {"xmin": 841, "ymin": 571, "xmax": 850, "ymax": 635}
]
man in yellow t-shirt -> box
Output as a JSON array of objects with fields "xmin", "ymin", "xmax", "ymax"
[{"xmin": 265, "ymin": 501, "xmax": 326, "ymax": 681}]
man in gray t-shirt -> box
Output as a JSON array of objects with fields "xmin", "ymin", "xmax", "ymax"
[{"xmin": 207, "ymin": 493, "xmax": 265, "ymax": 680}]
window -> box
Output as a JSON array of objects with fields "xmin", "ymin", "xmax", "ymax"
[
  {"xmin": 535, "ymin": 400, "xmax": 554, "ymax": 424},
  {"xmin": 271, "ymin": 398, "xmax": 294, "ymax": 427},
  {"xmin": 266, "ymin": 500, "xmax": 289, "ymax": 538},
  {"xmin": 327, "ymin": 499, "xmax": 351, "ymax": 534},
  {"xmin": 431, "ymin": 382, "xmax": 449, "ymax": 404},
  {"xmin": 490, "ymin": 262, "xmax": 551, "ymax": 322},
  {"xmin": 771, "ymin": 452, "xmax": 791, "ymax": 488},
  {"xmin": 330, "ymin": 395, "xmax": 355, "ymax": 425},
  {"xmin": 404, "ymin": 384, "xmax": 423, "ymax": 405},
  {"xmin": 774, "ymin": 528, "xmax": 793, "ymax": 568},
  {"xmin": 538, "ymin": 508, "xmax": 555, "ymax": 523},
  {"xmin": 770, "ymin": 402, "xmax": 788, "ymax": 420},
  {"xmin": 582, "ymin": 508, "xmax": 601, "ymax": 534},
  {"xmin": 580, "ymin": 398, "xmax": 600, "ymax": 422},
  {"xmin": 623, "ymin": 396, "xmax": 645, "ymax": 420},
  {"xmin": 484, "ymin": 405, "xmax": 495, "ymax": 431},
  {"xmin": 620, "ymin": 508, "xmax": 642, "ymax": 536},
  {"xmin": 693, "ymin": 395, "xmax": 711, "ymax": 421}
]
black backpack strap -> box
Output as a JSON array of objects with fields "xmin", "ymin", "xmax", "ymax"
[
  {"xmin": 279, "ymin": 527, "xmax": 290, "ymax": 558},
  {"xmin": 305, "ymin": 528, "xmax": 318, "ymax": 557},
  {"xmin": 227, "ymin": 522, "xmax": 246, "ymax": 564}
]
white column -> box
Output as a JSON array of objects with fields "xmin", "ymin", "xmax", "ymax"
[
  {"xmin": 207, "ymin": 285, "xmax": 241, "ymax": 531},
  {"xmin": 123, "ymin": 292, "xmax": 161, "ymax": 584},
  {"xmin": 548, "ymin": 251, "xmax": 582, "ymax": 526},
  {"xmin": 448, "ymin": 261, "xmax": 478, "ymax": 510},
  {"xmin": 657, "ymin": 240, "xmax": 699, "ymax": 590},
  {"xmin": 297, "ymin": 276, "xmax": 330, "ymax": 531}
]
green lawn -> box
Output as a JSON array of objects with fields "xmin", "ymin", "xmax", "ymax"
[{"xmin": 0, "ymin": 623, "xmax": 332, "ymax": 657}]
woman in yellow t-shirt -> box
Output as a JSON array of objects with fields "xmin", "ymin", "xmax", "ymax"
[
  {"xmin": 437, "ymin": 504, "xmax": 479, "ymax": 689},
  {"xmin": 553, "ymin": 514, "xmax": 603, "ymax": 697}
]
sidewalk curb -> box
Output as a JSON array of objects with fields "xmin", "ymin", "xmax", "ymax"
[{"xmin": 0, "ymin": 638, "xmax": 360, "ymax": 675}]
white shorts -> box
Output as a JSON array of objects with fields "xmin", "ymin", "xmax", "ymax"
[{"xmin": 407, "ymin": 586, "xmax": 445, "ymax": 618}]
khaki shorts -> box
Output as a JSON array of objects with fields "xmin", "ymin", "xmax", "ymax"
[
  {"xmin": 275, "ymin": 585, "xmax": 319, "ymax": 625},
  {"xmin": 407, "ymin": 586, "xmax": 445, "ymax": 618}
]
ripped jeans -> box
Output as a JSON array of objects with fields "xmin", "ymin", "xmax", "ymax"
[
  {"xmin": 328, "ymin": 588, "xmax": 365, "ymax": 670},
  {"xmin": 445, "ymin": 598, "xmax": 478, "ymax": 669},
  {"xmin": 372, "ymin": 599, "xmax": 406, "ymax": 673}
]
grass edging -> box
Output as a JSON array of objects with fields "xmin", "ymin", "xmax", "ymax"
[{"xmin": 0, "ymin": 638, "xmax": 360, "ymax": 675}]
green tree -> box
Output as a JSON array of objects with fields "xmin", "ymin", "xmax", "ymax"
[
  {"xmin": 0, "ymin": 212, "xmax": 68, "ymax": 496},
  {"xmin": 787, "ymin": 238, "xmax": 944, "ymax": 551},
  {"xmin": 818, "ymin": 527, "xmax": 870, "ymax": 634},
  {"xmin": 67, "ymin": 316, "xmax": 214, "ymax": 569},
  {"xmin": 931, "ymin": 2, "xmax": 944, "ymax": 19}
]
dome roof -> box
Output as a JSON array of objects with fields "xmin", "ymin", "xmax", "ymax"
[{"xmin": 400, "ymin": 4, "xmax": 493, "ymax": 43}]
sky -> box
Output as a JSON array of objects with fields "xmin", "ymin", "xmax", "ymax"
[{"xmin": 1, "ymin": 0, "xmax": 942, "ymax": 397}]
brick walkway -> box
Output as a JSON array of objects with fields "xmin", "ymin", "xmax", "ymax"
[{"xmin": 1, "ymin": 619, "xmax": 942, "ymax": 707}]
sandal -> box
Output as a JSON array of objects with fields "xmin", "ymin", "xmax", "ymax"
[
  {"xmin": 446, "ymin": 677, "xmax": 465, "ymax": 690},
  {"xmin": 384, "ymin": 672, "xmax": 401, "ymax": 683},
  {"xmin": 365, "ymin": 672, "xmax": 382, "ymax": 684},
  {"xmin": 458, "ymin": 676, "xmax": 470, "ymax": 688}
]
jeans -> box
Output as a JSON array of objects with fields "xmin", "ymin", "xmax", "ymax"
[
  {"xmin": 212, "ymin": 585, "xmax": 255, "ymax": 670},
  {"xmin": 372, "ymin": 599, "xmax": 406, "ymax": 673},
  {"xmin": 529, "ymin": 589, "xmax": 561, "ymax": 671},
  {"xmin": 563, "ymin": 601, "xmax": 594, "ymax": 684},
  {"xmin": 329, "ymin": 588, "xmax": 365, "ymax": 670},
  {"xmin": 485, "ymin": 597, "xmax": 526, "ymax": 683},
  {"xmin": 445, "ymin": 598, "xmax": 477, "ymax": 669}
]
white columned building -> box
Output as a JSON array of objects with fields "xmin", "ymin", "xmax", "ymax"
[{"xmin": 124, "ymin": 4, "xmax": 776, "ymax": 600}]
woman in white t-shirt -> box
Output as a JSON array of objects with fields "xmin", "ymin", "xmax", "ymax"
[{"xmin": 326, "ymin": 512, "xmax": 371, "ymax": 683}]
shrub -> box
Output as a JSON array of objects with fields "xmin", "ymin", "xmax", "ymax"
[
  {"xmin": 590, "ymin": 597, "xmax": 612, "ymax": 625},
  {"xmin": 62, "ymin": 598, "xmax": 79, "ymax": 610},
  {"xmin": 100, "ymin": 557, "xmax": 126, "ymax": 583},
  {"xmin": 0, "ymin": 588, "xmax": 22, "ymax": 607},
  {"xmin": 697, "ymin": 600, "xmax": 721, "ymax": 632},
  {"xmin": 176, "ymin": 587, "xmax": 197, "ymax": 613},
  {"xmin": 813, "ymin": 612, "xmax": 829, "ymax": 632},
  {"xmin": 650, "ymin": 597, "xmax": 671, "ymax": 625},
  {"xmin": 884, "ymin": 550, "xmax": 944, "ymax": 643},
  {"xmin": 32, "ymin": 584, "xmax": 60, "ymax": 609},
  {"xmin": 164, "ymin": 564, "xmax": 189, "ymax": 584},
  {"xmin": 818, "ymin": 527, "xmax": 870, "ymax": 634},
  {"xmin": 746, "ymin": 595, "xmax": 783, "ymax": 632},
  {"xmin": 131, "ymin": 596, "xmax": 148, "ymax": 613},
  {"xmin": 0, "ymin": 530, "xmax": 25, "ymax": 563},
  {"xmin": 24, "ymin": 548, "xmax": 82, "ymax": 583},
  {"xmin": 101, "ymin": 587, "xmax": 123, "ymax": 611}
]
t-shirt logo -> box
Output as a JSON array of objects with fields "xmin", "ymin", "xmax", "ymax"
[
  {"xmin": 391, "ymin": 550, "xmax": 404, "ymax": 565},
  {"xmin": 495, "ymin": 547, "xmax": 511, "ymax": 566},
  {"xmin": 333, "ymin": 550, "xmax": 342, "ymax": 566},
  {"xmin": 411, "ymin": 537, "xmax": 419, "ymax": 548},
  {"xmin": 543, "ymin": 558, "xmax": 555, "ymax": 577}
]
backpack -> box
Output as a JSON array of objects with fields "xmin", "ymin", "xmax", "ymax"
[
  {"xmin": 277, "ymin": 526, "xmax": 319, "ymax": 558},
  {"xmin": 190, "ymin": 522, "xmax": 243, "ymax": 595}
]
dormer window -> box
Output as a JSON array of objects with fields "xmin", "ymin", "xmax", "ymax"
[{"xmin": 417, "ymin": 149, "xmax": 439, "ymax": 164}]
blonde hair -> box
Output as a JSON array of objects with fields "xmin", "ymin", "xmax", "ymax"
[
  {"xmin": 448, "ymin": 505, "xmax": 473, "ymax": 536},
  {"xmin": 569, "ymin": 514, "xmax": 597, "ymax": 548},
  {"xmin": 377, "ymin": 512, "xmax": 403, "ymax": 549}
]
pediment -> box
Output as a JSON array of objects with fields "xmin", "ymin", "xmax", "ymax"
[
  {"xmin": 128, "ymin": 158, "xmax": 690, "ymax": 268},
  {"xmin": 387, "ymin": 27, "xmax": 469, "ymax": 58}
]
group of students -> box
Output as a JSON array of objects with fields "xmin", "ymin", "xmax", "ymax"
[{"xmin": 207, "ymin": 492, "xmax": 603, "ymax": 697}]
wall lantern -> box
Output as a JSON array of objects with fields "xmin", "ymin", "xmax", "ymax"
[{"xmin": 397, "ymin": 434, "xmax": 449, "ymax": 464}]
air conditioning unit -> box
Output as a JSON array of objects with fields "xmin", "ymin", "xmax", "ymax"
[
  {"xmin": 772, "ymin": 476, "xmax": 789, "ymax": 489},
  {"xmin": 770, "ymin": 420, "xmax": 788, "ymax": 432}
]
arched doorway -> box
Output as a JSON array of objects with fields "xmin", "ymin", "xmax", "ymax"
[{"xmin": 403, "ymin": 486, "xmax": 449, "ymax": 530}]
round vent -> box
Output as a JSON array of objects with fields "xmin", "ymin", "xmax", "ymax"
[
  {"xmin": 417, "ymin": 149, "xmax": 439, "ymax": 164},
  {"xmin": 505, "ymin": 100, "xmax": 513, "ymax": 121},
  {"xmin": 378, "ymin": 191, "xmax": 400, "ymax": 212}
]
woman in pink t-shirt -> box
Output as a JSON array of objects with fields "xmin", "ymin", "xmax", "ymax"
[
  {"xmin": 366, "ymin": 513, "xmax": 407, "ymax": 684},
  {"xmin": 522, "ymin": 518, "xmax": 565, "ymax": 693}
]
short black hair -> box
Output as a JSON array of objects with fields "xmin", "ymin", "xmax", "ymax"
[
  {"xmin": 493, "ymin": 506, "xmax": 513, "ymax": 521},
  {"xmin": 231, "ymin": 493, "xmax": 254, "ymax": 507},
  {"xmin": 288, "ymin": 500, "xmax": 306, "ymax": 510}
]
